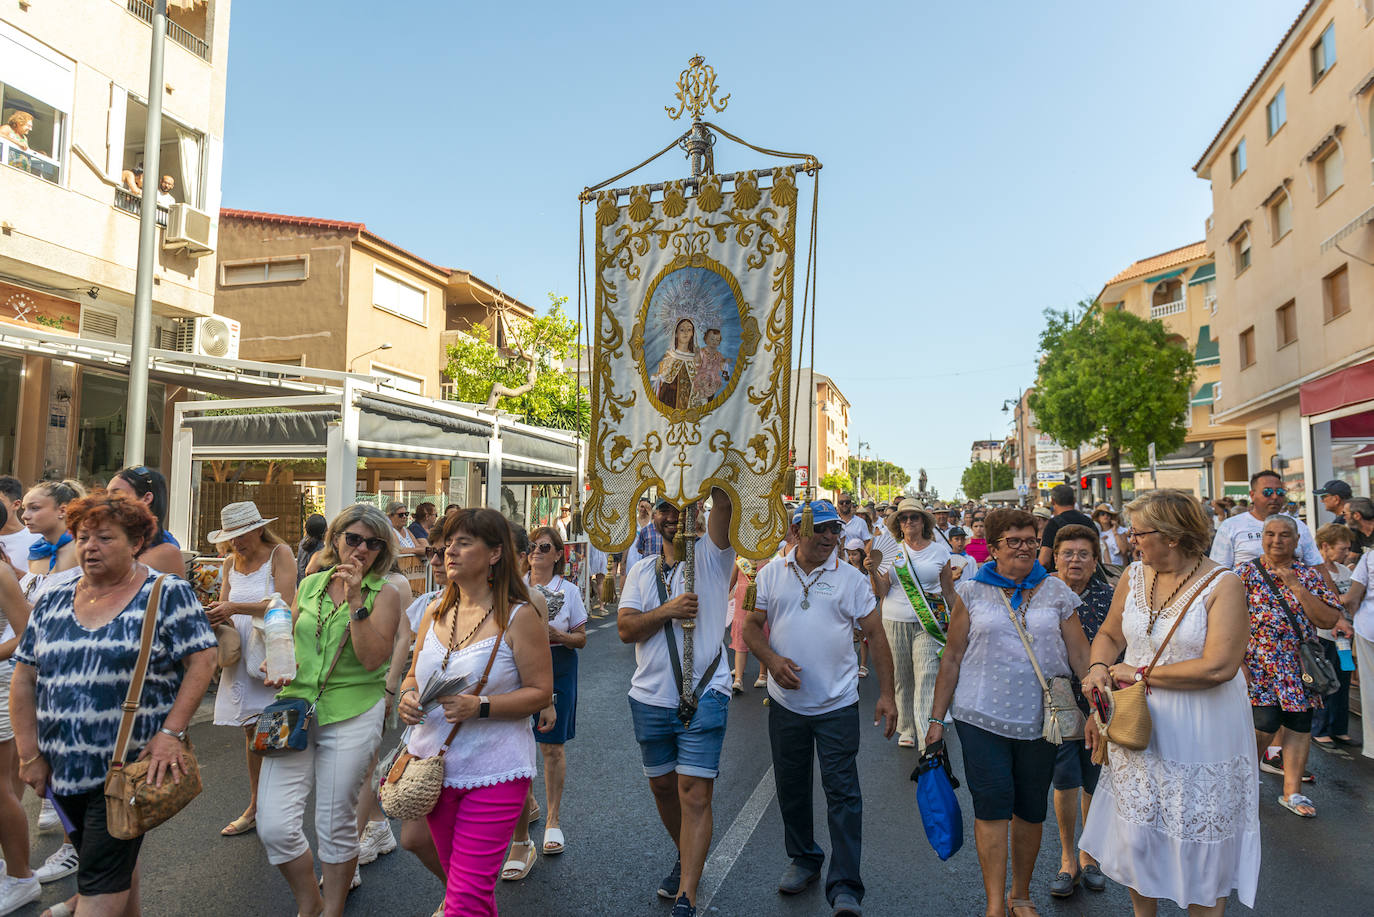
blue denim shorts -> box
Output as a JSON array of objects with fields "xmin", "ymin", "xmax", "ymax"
[{"xmin": 628, "ymin": 690, "xmax": 730, "ymax": 779}]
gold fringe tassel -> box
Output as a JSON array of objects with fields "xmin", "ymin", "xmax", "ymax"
[
  {"xmin": 743, "ymin": 581, "xmax": 757, "ymax": 612},
  {"xmin": 799, "ymin": 501, "xmax": 814, "ymax": 539}
]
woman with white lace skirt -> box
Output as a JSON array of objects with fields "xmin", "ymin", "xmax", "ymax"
[{"xmin": 1081, "ymin": 491, "xmax": 1258, "ymax": 915}]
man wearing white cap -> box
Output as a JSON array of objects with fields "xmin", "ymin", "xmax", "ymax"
[{"xmin": 745, "ymin": 499, "xmax": 895, "ymax": 917}]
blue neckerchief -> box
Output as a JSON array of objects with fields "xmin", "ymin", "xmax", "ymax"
[
  {"xmin": 29, "ymin": 532, "xmax": 73, "ymax": 571},
  {"xmin": 972, "ymin": 560, "xmax": 1049, "ymax": 609}
]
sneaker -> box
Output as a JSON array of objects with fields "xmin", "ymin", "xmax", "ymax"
[
  {"xmin": 1259, "ymin": 751, "xmax": 1315, "ymax": 782},
  {"xmin": 671, "ymin": 893, "xmax": 696, "ymax": 917},
  {"xmin": 318, "ymin": 867, "xmax": 362, "ymax": 891},
  {"xmin": 0, "ymin": 875, "xmax": 41, "ymax": 914},
  {"xmin": 657, "ymin": 858, "xmax": 682, "ymax": 899},
  {"xmin": 35, "ymin": 843, "xmax": 78, "ymax": 883},
  {"xmin": 37, "ymin": 799, "xmax": 59, "ymax": 832},
  {"xmin": 357, "ymin": 820, "xmax": 396, "ymax": 865}
]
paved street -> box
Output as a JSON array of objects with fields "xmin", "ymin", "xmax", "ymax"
[{"xmin": 15, "ymin": 617, "xmax": 1374, "ymax": 916}]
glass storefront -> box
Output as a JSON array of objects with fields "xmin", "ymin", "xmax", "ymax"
[
  {"xmin": 0, "ymin": 355, "xmax": 20, "ymax": 475},
  {"xmin": 74, "ymin": 369, "xmax": 164, "ymax": 484}
]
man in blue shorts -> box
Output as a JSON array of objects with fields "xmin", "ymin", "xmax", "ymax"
[{"xmin": 618, "ymin": 489, "xmax": 734, "ymax": 917}]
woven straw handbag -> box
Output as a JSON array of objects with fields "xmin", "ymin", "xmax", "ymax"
[{"xmin": 378, "ymin": 627, "xmax": 504, "ymax": 820}]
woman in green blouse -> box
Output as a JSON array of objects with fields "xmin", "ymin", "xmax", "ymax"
[{"xmin": 256, "ymin": 504, "xmax": 402, "ymax": 917}]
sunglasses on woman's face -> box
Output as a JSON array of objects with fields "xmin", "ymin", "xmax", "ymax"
[
  {"xmin": 342, "ymin": 532, "xmax": 387, "ymax": 552},
  {"xmin": 533, "ymin": 542, "xmax": 557, "ymax": 554}
]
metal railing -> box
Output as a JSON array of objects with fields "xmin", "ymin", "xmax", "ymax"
[
  {"xmin": 1149, "ymin": 299, "xmax": 1187, "ymax": 319},
  {"xmin": 1205, "ymin": 294, "xmax": 1218, "ymax": 315},
  {"xmin": 1, "ymin": 138, "xmax": 60, "ymax": 183},
  {"xmin": 126, "ymin": 0, "xmax": 210, "ymax": 60},
  {"xmin": 113, "ymin": 186, "xmax": 169, "ymax": 228}
]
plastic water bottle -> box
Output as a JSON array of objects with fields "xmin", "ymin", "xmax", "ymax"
[
  {"xmin": 1336, "ymin": 636, "xmax": 1355, "ymax": 672},
  {"xmin": 263, "ymin": 593, "xmax": 297, "ymax": 681}
]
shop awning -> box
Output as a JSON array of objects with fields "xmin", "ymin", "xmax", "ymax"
[
  {"xmin": 180, "ymin": 411, "xmax": 338, "ymax": 453},
  {"xmin": 1144, "ymin": 268, "xmax": 1184, "ymax": 285},
  {"xmin": 1188, "ymin": 262, "xmax": 1216, "ymax": 285},
  {"xmin": 356, "ymin": 395, "xmax": 491, "ymax": 460},
  {"xmin": 1300, "ymin": 358, "xmax": 1374, "ymax": 416},
  {"xmin": 1190, "ymin": 382, "xmax": 1216, "ymax": 406},
  {"xmin": 1194, "ymin": 325, "xmax": 1220, "ymax": 366}
]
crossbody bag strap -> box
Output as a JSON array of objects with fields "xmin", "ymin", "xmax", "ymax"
[
  {"xmin": 1143, "ymin": 567, "xmax": 1228, "ymax": 676},
  {"xmin": 893, "ymin": 548, "xmax": 946, "ymax": 645},
  {"xmin": 438, "ymin": 622, "xmax": 506, "ymax": 756},
  {"xmin": 656, "ymin": 557, "xmax": 722, "ymax": 703},
  {"xmin": 1249, "ymin": 561, "xmax": 1312, "ymax": 644},
  {"xmin": 996, "ymin": 587, "xmax": 1051, "ymax": 694},
  {"xmin": 111, "ymin": 574, "xmax": 168, "ymax": 768}
]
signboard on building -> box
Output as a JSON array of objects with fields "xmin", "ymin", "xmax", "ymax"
[
  {"xmin": 1036, "ymin": 471, "xmax": 1065, "ymax": 482},
  {"xmin": 796, "ymin": 465, "xmax": 809, "ymax": 487},
  {"xmin": 1035, "ymin": 433, "xmax": 1065, "ymax": 472}
]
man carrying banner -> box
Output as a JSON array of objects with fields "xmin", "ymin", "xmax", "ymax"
[
  {"xmin": 745, "ymin": 500, "xmax": 896, "ymax": 917},
  {"xmin": 617, "ymin": 489, "xmax": 735, "ymax": 917}
]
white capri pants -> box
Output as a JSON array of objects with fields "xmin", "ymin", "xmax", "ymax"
[
  {"xmin": 0, "ymin": 661, "xmax": 13, "ymax": 742},
  {"xmin": 256, "ymin": 698, "xmax": 385, "ymax": 865}
]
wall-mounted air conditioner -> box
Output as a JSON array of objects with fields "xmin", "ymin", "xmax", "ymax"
[
  {"xmin": 164, "ymin": 203, "xmax": 215, "ymax": 257},
  {"xmin": 175, "ymin": 315, "xmax": 240, "ymax": 360}
]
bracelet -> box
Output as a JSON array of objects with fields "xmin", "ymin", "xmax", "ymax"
[
  {"xmin": 385, "ymin": 688, "xmax": 396, "ymax": 696},
  {"xmin": 1088, "ymin": 662, "xmax": 1110, "ymax": 674},
  {"xmin": 19, "ymin": 754, "xmax": 41, "ymax": 768},
  {"xmin": 928, "ymin": 717, "xmax": 945, "ymax": 728}
]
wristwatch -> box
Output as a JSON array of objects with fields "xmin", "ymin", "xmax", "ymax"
[
  {"xmin": 1134, "ymin": 667, "xmax": 1146, "ymax": 683},
  {"xmin": 159, "ymin": 726, "xmax": 187, "ymax": 741},
  {"xmin": 351, "ymin": 604, "xmax": 372, "ymax": 622},
  {"xmin": 478, "ymin": 696, "xmax": 491, "ymax": 719}
]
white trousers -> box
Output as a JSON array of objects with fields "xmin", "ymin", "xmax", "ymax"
[
  {"xmin": 256, "ymin": 698, "xmax": 385, "ymax": 865},
  {"xmin": 1355, "ymin": 631, "xmax": 1374, "ymax": 760}
]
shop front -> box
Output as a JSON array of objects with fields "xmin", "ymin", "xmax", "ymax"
[{"xmin": 1301, "ymin": 358, "xmax": 1374, "ymax": 524}]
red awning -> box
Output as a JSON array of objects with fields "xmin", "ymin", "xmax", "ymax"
[{"xmin": 1300, "ymin": 359, "xmax": 1374, "ymax": 416}]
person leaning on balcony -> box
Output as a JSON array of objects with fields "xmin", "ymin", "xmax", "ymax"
[
  {"xmin": 157, "ymin": 175, "xmax": 176, "ymax": 207},
  {"xmin": 0, "ymin": 111, "xmax": 34, "ymax": 150},
  {"xmin": 120, "ymin": 166, "xmax": 143, "ymax": 195}
]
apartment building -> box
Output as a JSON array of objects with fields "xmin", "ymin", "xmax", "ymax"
[
  {"xmin": 0, "ymin": 0, "xmax": 229, "ymax": 481},
  {"xmin": 1195, "ymin": 0, "xmax": 1374, "ymax": 513},
  {"xmin": 1078, "ymin": 243, "xmax": 1248, "ymax": 499},
  {"xmin": 969, "ymin": 439, "xmax": 1003, "ymax": 466},
  {"xmin": 790, "ymin": 368, "xmax": 851, "ymax": 499}
]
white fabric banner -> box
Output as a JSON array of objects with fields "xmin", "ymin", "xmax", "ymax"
[{"xmin": 585, "ymin": 170, "xmax": 798, "ymax": 558}]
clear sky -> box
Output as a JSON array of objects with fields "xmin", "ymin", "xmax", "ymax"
[{"xmin": 221, "ymin": 0, "xmax": 1304, "ymax": 498}]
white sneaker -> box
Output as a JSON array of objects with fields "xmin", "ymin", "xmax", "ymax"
[
  {"xmin": 37, "ymin": 799, "xmax": 59, "ymax": 832},
  {"xmin": 0, "ymin": 875, "xmax": 41, "ymax": 915},
  {"xmin": 35, "ymin": 843, "xmax": 78, "ymax": 883},
  {"xmin": 318, "ymin": 866, "xmax": 362, "ymax": 891},
  {"xmin": 357, "ymin": 820, "xmax": 396, "ymax": 865}
]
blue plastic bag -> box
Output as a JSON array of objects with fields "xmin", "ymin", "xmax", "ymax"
[{"xmin": 913, "ymin": 740, "xmax": 963, "ymax": 860}]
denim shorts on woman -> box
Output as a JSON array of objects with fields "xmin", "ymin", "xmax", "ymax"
[
  {"xmin": 628, "ymin": 690, "xmax": 730, "ymax": 779},
  {"xmin": 954, "ymin": 718, "xmax": 1057, "ymax": 823}
]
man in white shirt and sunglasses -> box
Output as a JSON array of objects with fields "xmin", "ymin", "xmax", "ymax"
[{"xmin": 1209, "ymin": 469, "xmax": 1320, "ymax": 569}]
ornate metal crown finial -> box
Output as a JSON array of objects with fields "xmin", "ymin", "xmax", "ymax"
[{"xmin": 665, "ymin": 54, "xmax": 730, "ymax": 122}]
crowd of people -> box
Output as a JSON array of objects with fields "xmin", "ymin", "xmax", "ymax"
[{"xmin": 0, "ymin": 466, "xmax": 1370, "ymax": 916}]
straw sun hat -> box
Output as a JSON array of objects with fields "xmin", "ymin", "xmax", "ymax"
[{"xmin": 207, "ymin": 501, "xmax": 277, "ymax": 544}]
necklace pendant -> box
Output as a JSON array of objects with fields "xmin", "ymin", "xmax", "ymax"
[{"xmin": 801, "ymin": 597, "xmax": 810, "ymax": 610}]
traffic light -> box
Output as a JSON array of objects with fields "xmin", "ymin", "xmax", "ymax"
[
  {"xmin": 1080, "ymin": 476, "xmax": 1088, "ymax": 489},
  {"xmin": 1105, "ymin": 475, "xmax": 1113, "ymax": 490}
]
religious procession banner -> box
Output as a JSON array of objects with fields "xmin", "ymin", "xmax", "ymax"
[{"xmin": 585, "ymin": 170, "xmax": 798, "ymax": 559}]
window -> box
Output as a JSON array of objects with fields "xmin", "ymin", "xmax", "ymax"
[
  {"xmin": 1317, "ymin": 146, "xmax": 1343, "ymax": 199},
  {"xmin": 371, "ymin": 363, "xmax": 425, "ymax": 396},
  {"xmin": 1239, "ymin": 326, "xmax": 1256, "ymax": 368},
  {"xmin": 1311, "ymin": 22, "xmax": 1336, "ymax": 84},
  {"xmin": 372, "ymin": 269, "xmax": 426, "ymax": 324},
  {"xmin": 220, "ymin": 255, "xmax": 308, "ymax": 286},
  {"xmin": 1267, "ymin": 87, "xmax": 1286, "ymax": 138},
  {"xmin": 119, "ymin": 95, "xmax": 203, "ymax": 208},
  {"xmin": 1234, "ymin": 232, "xmax": 1251, "ymax": 274},
  {"xmin": 1323, "ymin": 264, "xmax": 1350, "ymax": 321},
  {"xmin": 1275, "ymin": 300, "xmax": 1297, "ymax": 348},
  {"xmin": 1270, "ymin": 194, "xmax": 1292, "ymax": 242},
  {"xmin": 1230, "ymin": 138, "xmax": 1247, "ymax": 181},
  {"xmin": 0, "ymin": 21, "xmax": 74, "ymax": 185}
]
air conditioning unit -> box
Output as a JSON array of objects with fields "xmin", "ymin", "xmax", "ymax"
[
  {"xmin": 175, "ymin": 316, "xmax": 240, "ymax": 360},
  {"xmin": 164, "ymin": 203, "xmax": 215, "ymax": 257}
]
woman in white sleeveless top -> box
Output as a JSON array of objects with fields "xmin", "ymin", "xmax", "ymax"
[
  {"xmin": 205, "ymin": 502, "xmax": 297, "ymax": 838},
  {"xmin": 1080, "ymin": 491, "xmax": 1257, "ymax": 916}
]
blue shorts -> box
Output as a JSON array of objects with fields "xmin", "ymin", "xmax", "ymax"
[
  {"xmin": 628, "ymin": 690, "xmax": 730, "ymax": 779},
  {"xmin": 1051, "ymin": 739, "xmax": 1100, "ymax": 794}
]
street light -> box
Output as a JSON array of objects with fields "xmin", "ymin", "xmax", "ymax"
[
  {"xmin": 1001, "ymin": 390, "xmax": 1025, "ymax": 504},
  {"xmin": 348, "ymin": 342, "xmax": 393, "ymax": 372}
]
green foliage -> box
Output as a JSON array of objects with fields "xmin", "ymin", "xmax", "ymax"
[
  {"xmin": 442, "ymin": 293, "xmax": 588, "ymax": 434},
  {"xmin": 35, "ymin": 315, "xmax": 67, "ymax": 329},
  {"xmin": 818, "ymin": 470, "xmax": 851, "ymax": 494},
  {"xmin": 961, "ymin": 461, "xmax": 1014, "ymax": 501}
]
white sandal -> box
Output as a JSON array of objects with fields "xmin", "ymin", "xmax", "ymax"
[
  {"xmin": 542, "ymin": 827, "xmax": 566, "ymax": 855},
  {"xmin": 501, "ymin": 839, "xmax": 537, "ymax": 880},
  {"xmin": 1278, "ymin": 793, "xmax": 1316, "ymax": 817}
]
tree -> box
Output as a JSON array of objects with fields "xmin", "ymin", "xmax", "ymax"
[
  {"xmin": 1029, "ymin": 302, "xmax": 1195, "ymax": 510},
  {"xmin": 818, "ymin": 470, "xmax": 852, "ymax": 495},
  {"xmin": 961, "ymin": 461, "xmax": 1014, "ymax": 501},
  {"xmin": 442, "ymin": 293, "xmax": 589, "ymax": 434},
  {"xmin": 853, "ymin": 458, "xmax": 910, "ymax": 503}
]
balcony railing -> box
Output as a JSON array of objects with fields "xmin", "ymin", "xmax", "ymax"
[
  {"xmin": 113, "ymin": 186, "xmax": 169, "ymax": 228},
  {"xmin": 127, "ymin": 0, "xmax": 210, "ymax": 60},
  {"xmin": 1, "ymin": 139, "xmax": 60, "ymax": 184},
  {"xmin": 1205, "ymin": 294, "xmax": 1217, "ymax": 315},
  {"xmin": 1150, "ymin": 298, "xmax": 1187, "ymax": 319}
]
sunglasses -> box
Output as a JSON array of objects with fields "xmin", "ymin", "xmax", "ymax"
[
  {"xmin": 425, "ymin": 545, "xmax": 447, "ymax": 558},
  {"xmin": 391, "ymin": 510, "xmax": 410, "ymax": 518},
  {"xmin": 838, "ymin": 501, "xmax": 853, "ymax": 507},
  {"xmin": 1260, "ymin": 487, "xmax": 1286, "ymax": 498},
  {"xmin": 812, "ymin": 521, "xmax": 844, "ymax": 535},
  {"xmin": 342, "ymin": 532, "xmax": 387, "ymax": 552},
  {"xmin": 533, "ymin": 543, "xmax": 557, "ymax": 554}
]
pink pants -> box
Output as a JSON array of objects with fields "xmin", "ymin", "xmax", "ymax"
[{"xmin": 426, "ymin": 778, "xmax": 531, "ymax": 917}]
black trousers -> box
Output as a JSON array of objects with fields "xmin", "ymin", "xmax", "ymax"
[{"xmin": 768, "ymin": 700, "xmax": 863, "ymax": 905}]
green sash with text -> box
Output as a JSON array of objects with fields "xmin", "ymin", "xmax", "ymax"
[{"xmin": 893, "ymin": 548, "xmax": 947, "ymax": 646}]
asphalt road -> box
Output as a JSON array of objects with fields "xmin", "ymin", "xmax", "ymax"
[{"xmin": 13, "ymin": 614, "xmax": 1374, "ymax": 916}]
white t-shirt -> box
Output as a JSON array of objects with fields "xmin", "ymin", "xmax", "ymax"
[
  {"xmin": 526, "ymin": 574, "xmax": 588, "ymax": 640},
  {"xmin": 1209, "ymin": 511, "xmax": 1321, "ymax": 568},
  {"xmin": 619, "ymin": 535, "xmax": 735, "ymax": 708},
  {"xmin": 754, "ymin": 553, "xmax": 875, "ymax": 716},
  {"xmin": 1351, "ymin": 552, "xmax": 1374, "ymax": 643},
  {"xmin": 1098, "ymin": 525, "xmax": 1128, "ymax": 565},
  {"xmin": 1317, "ymin": 562, "xmax": 1353, "ymax": 640},
  {"xmin": 404, "ymin": 588, "xmax": 442, "ymax": 634},
  {"xmin": 878, "ymin": 540, "xmax": 951, "ymax": 622},
  {"xmin": 0, "ymin": 529, "xmax": 40, "ymax": 574},
  {"xmin": 840, "ymin": 515, "xmax": 871, "ymax": 544}
]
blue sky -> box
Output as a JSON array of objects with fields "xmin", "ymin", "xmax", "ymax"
[{"xmin": 222, "ymin": 0, "xmax": 1303, "ymax": 498}]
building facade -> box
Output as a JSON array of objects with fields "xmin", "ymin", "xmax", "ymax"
[
  {"xmin": 1195, "ymin": 0, "xmax": 1374, "ymax": 512},
  {"xmin": 0, "ymin": 0, "xmax": 229, "ymax": 482},
  {"xmin": 789, "ymin": 368, "xmax": 851, "ymax": 500}
]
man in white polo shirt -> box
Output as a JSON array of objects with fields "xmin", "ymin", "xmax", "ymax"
[
  {"xmin": 745, "ymin": 500, "xmax": 895, "ymax": 917},
  {"xmin": 1210, "ymin": 469, "xmax": 1320, "ymax": 568},
  {"xmin": 618, "ymin": 489, "xmax": 734, "ymax": 917},
  {"xmin": 836, "ymin": 493, "xmax": 871, "ymax": 545}
]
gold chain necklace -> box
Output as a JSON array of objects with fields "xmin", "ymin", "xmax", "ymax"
[{"xmin": 76, "ymin": 565, "xmax": 139, "ymax": 607}]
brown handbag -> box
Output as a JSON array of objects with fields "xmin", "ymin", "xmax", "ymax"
[{"xmin": 103, "ymin": 576, "xmax": 204, "ymax": 840}]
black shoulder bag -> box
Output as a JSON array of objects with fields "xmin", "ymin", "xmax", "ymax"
[
  {"xmin": 655, "ymin": 557, "xmax": 723, "ymax": 725},
  {"xmin": 1249, "ymin": 561, "xmax": 1340, "ymax": 697}
]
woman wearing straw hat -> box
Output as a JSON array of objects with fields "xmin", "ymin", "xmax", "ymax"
[{"xmin": 205, "ymin": 501, "xmax": 297, "ymax": 838}]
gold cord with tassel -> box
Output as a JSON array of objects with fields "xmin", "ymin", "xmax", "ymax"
[
  {"xmin": 743, "ymin": 581, "xmax": 757, "ymax": 613},
  {"xmin": 799, "ymin": 501, "xmax": 814, "ymax": 539}
]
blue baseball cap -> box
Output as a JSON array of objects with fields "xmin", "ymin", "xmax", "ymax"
[{"xmin": 791, "ymin": 499, "xmax": 840, "ymax": 527}]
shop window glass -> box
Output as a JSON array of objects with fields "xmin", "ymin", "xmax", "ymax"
[
  {"xmin": 75, "ymin": 370, "xmax": 164, "ymax": 483},
  {"xmin": 0, "ymin": 355, "xmax": 21, "ymax": 475}
]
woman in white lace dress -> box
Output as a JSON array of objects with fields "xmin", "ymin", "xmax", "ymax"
[{"xmin": 1080, "ymin": 490, "xmax": 1257, "ymax": 916}]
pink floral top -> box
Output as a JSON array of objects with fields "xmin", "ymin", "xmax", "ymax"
[{"xmin": 1238, "ymin": 560, "xmax": 1340, "ymax": 712}]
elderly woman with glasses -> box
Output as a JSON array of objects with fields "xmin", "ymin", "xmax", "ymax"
[
  {"xmin": 925, "ymin": 508, "xmax": 1092, "ymax": 917},
  {"xmin": 256, "ymin": 505, "xmax": 403, "ymax": 917},
  {"xmin": 868, "ymin": 499, "xmax": 954, "ymax": 750}
]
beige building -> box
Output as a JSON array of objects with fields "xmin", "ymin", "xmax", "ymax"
[
  {"xmin": 1195, "ymin": 0, "xmax": 1374, "ymax": 513},
  {"xmin": 1078, "ymin": 242, "xmax": 1249, "ymax": 499},
  {"xmin": 790, "ymin": 368, "xmax": 851, "ymax": 499},
  {"xmin": 0, "ymin": 0, "xmax": 229, "ymax": 481}
]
